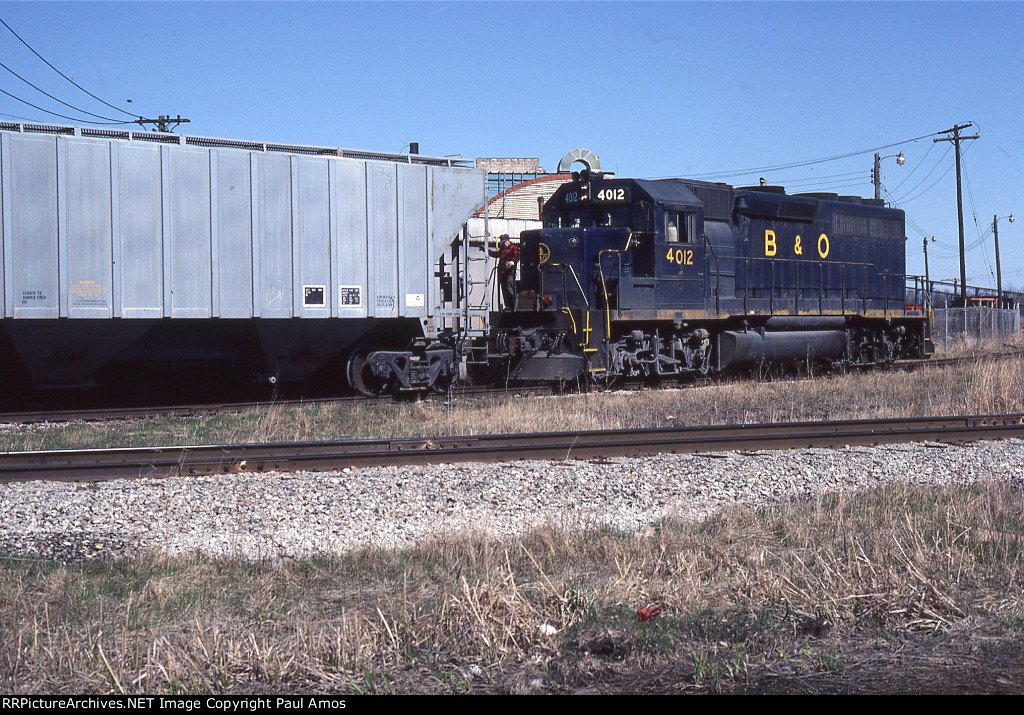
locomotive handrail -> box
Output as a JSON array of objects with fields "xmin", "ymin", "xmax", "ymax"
[
  {"xmin": 487, "ymin": 264, "xmax": 500, "ymax": 312},
  {"xmin": 596, "ymin": 232, "xmax": 635, "ymax": 338},
  {"xmin": 597, "ymin": 254, "xmax": 616, "ymax": 339},
  {"xmin": 729, "ymin": 254, "xmax": 900, "ymax": 316},
  {"xmin": 567, "ymin": 264, "xmax": 589, "ymax": 308},
  {"xmin": 547, "ymin": 263, "xmax": 590, "ymax": 309},
  {"xmin": 702, "ymin": 235, "xmax": 722, "ymax": 316}
]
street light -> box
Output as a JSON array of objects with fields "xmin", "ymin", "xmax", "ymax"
[
  {"xmin": 923, "ymin": 235, "xmax": 936, "ymax": 294},
  {"xmin": 994, "ymin": 214, "xmax": 1014, "ymax": 307},
  {"xmin": 873, "ymin": 151, "xmax": 905, "ymax": 202}
]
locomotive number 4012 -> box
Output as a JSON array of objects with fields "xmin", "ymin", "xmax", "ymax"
[
  {"xmin": 595, "ymin": 187, "xmax": 628, "ymax": 202},
  {"xmin": 666, "ymin": 247, "xmax": 694, "ymax": 265}
]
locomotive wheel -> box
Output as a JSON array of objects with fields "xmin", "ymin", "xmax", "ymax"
[{"xmin": 347, "ymin": 348, "xmax": 388, "ymax": 397}]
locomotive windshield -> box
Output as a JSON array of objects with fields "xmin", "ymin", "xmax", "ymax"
[
  {"xmin": 545, "ymin": 206, "xmax": 630, "ymax": 228},
  {"xmin": 544, "ymin": 179, "xmax": 635, "ymax": 229}
]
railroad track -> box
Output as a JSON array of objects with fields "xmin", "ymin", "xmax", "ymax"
[
  {"xmin": 1, "ymin": 350, "xmax": 1018, "ymax": 426},
  {"xmin": 2, "ymin": 413, "xmax": 1022, "ymax": 483},
  {"xmin": 0, "ymin": 384, "xmax": 549, "ymax": 425}
]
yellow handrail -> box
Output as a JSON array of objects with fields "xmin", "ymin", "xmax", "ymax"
[
  {"xmin": 561, "ymin": 307, "xmax": 578, "ymax": 336},
  {"xmin": 595, "ymin": 232, "xmax": 632, "ymax": 339}
]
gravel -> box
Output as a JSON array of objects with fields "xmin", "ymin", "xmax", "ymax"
[{"xmin": 1, "ymin": 439, "xmax": 1022, "ymax": 562}]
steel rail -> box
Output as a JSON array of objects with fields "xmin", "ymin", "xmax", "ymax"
[
  {"xmin": 1, "ymin": 413, "xmax": 1022, "ymax": 483},
  {"xmin": 0, "ymin": 384, "xmax": 546, "ymax": 425}
]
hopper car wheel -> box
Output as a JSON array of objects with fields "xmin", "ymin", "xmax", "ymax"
[
  {"xmin": 429, "ymin": 377, "xmax": 453, "ymax": 394},
  {"xmin": 347, "ymin": 347, "xmax": 388, "ymax": 397}
]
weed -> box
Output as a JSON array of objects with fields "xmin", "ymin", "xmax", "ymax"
[{"xmin": 723, "ymin": 647, "xmax": 750, "ymax": 679}]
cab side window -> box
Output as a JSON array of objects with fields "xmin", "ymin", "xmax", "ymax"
[
  {"xmin": 665, "ymin": 210, "xmax": 690, "ymax": 243},
  {"xmin": 666, "ymin": 213, "xmax": 679, "ymax": 244}
]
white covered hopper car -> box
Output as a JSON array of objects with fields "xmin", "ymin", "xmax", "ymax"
[{"xmin": 0, "ymin": 122, "xmax": 484, "ymax": 397}]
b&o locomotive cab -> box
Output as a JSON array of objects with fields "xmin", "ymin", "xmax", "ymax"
[{"xmin": 483, "ymin": 170, "xmax": 933, "ymax": 387}]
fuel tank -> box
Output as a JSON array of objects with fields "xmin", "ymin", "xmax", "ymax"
[{"xmin": 717, "ymin": 330, "xmax": 847, "ymax": 369}]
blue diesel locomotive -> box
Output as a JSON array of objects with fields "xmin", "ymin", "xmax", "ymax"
[{"xmin": 483, "ymin": 170, "xmax": 933, "ymax": 384}]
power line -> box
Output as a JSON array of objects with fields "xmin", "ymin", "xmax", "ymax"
[
  {"xmin": 0, "ymin": 60, "xmax": 133, "ymax": 123},
  {"xmin": 895, "ymin": 142, "xmax": 976, "ymax": 205},
  {"xmin": 676, "ymin": 130, "xmax": 941, "ymax": 181},
  {"xmin": 888, "ymin": 141, "xmax": 936, "ymax": 194},
  {"xmin": 774, "ymin": 179, "xmax": 869, "ymax": 191},
  {"xmin": 960, "ymin": 150, "xmax": 985, "ymax": 240},
  {"xmin": 0, "ymin": 14, "xmax": 137, "ymax": 119},
  {"xmin": 758, "ymin": 169, "xmax": 867, "ymax": 186},
  {"xmin": 880, "ymin": 185, "xmax": 931, "ymax": 239},
  {"xmin": 0, "ymin": 86, "xmax": 133, "ymax": 125},
  {"xmin": 0, "ymin": 110, "xmax": 38, "ymax": 122},
  {"xmin": 0, "ymin": 16, "xmax": 188, "ymax": 133},
  {"xmin": 893, "ymin": 145, "xmax": 952, "ymax": 203}
]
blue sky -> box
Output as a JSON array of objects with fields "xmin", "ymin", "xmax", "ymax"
[{"xmin": 0, "ymin": 1, "xmax": 1021, "ymax": 289}]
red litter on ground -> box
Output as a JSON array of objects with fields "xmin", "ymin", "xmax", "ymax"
[{"xmin": 637, "ymin": 606, "xmax": 663, "ymax": 622}]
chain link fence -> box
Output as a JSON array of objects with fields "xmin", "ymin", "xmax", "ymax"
[{"xmin": 931, "ymin": 307, "xmax": 1022, "ymax": 348}]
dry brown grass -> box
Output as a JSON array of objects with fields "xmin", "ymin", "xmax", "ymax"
[
  {"xmin": 3, "ymin": 342, "xmax": 1024, "ymax": 454},
  {"xmin": 2, "ymin": 479, "xmax": 1022, "ymax": 694}
]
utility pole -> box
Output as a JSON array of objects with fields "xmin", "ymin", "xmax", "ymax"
[
  {"xmin": 872, "ymin": 151, "xmax": 904, "ymax": 201},
  {"xmin": 993, "ymin": 214, "xmax": 1015, "ymax": 308},
  {"xmin": 923, "ymin": 236, "xmax": 931, "ymax": 292},
  {"xmin": 994, "ymin": 214, "xmax": 1002, "ymax": 308},
  {"xmin": 934, "ymin": 123, "xmax": 979, "ymax": 306},
  {"xmin": 134, "ymin": 115, "xmax": 190, "ymax": 133}
]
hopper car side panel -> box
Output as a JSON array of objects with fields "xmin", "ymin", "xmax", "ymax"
[
  {"xmin": 66, "ymin": 137, "xmax": 114, "ymax": 319},
  {"xmin": 213, "ymin": 149, "xmax": 254, "ymax": 318},
  {"xmin": 117, "ymin": 142, "xmax": 163, "ymax": 317},
  {"xmin": 333, "ymin": 159, "xmax": 369, "ymax": 318}
]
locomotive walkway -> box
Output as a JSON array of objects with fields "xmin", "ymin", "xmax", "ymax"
[{"xmin": 1, "ymin": 413, "xmax": 1023, "ymax": 483}]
